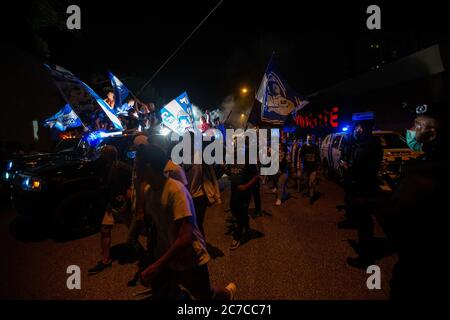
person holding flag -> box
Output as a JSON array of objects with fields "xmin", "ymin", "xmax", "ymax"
[
  {"xmin": 116, "ymin": 98, "xmax": 136, "ymax": 116},
  {"xmin": 104, "ymin": 91, "xmax": 116, "ymax": 109},
  {"xmin": 44, "ymin": 64, "xmax": 123, "ymax": 131},
  {"xmin": 108, "ymin": 71, "xmax": 130, "ymax": 108}
]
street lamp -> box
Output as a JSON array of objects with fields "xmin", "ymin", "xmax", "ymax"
[{"xmin": 241, "ymin": 87, "xmax": 248, "ymax": 95}]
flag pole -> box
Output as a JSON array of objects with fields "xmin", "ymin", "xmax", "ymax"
[{"xmin": 136, "ymin": 0, "xmax": 224, "ymax": 95}]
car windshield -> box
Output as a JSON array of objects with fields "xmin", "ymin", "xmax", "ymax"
[
  {"xmin": 75, "ymin": 135, "xmax": 136, "ymax": 161},
  {"xmin": 377, "ymin": 133, "xmax": 408, "ymax": 149},
  {"xmin": 54, "ymin": 138, "xmax": 80, "ymax": 153}
]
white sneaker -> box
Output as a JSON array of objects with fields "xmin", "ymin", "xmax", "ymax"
[
  {"xmin": 275, "ymin": 199, "xmax": 282, "ymax": 206},
  {"xmin": 225, "ymin": 282, "xmax": 237, "ymax": 300}
]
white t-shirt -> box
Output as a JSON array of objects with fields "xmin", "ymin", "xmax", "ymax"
[
  {"xmin": 164, "ymin": 160, "xmax": 188, "ymax": 186},
  {"xmin": 145, "ymin": 178, "xmax": 210, "ymax": 271}
]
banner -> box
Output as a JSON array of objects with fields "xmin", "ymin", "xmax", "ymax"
[
  {"xmin": 81, "ymin": 81, "xmax": 124, "ymax": 130},
  {"xmin": 45, "ymin": 64, "xmax": 123, "ymax": 131},
  {"xmin": 108, "ymin": 71, "xmax": 130, "ymax": 107},
  {"xmin": 256, "ymin": 55, "xmax": 309, "ymax": 125},
  {"xmin": 44, "ymin": 104, "xmax": 83, "ymax": 131},
  {"xmin": 160, "ymin": 92, "xmax": 195, "ymax": 135}
]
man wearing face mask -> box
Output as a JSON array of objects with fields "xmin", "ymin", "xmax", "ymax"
[
  {"xmin": 345, "ymin": 120, "xmax": 383, "ymax": 269},
  {"xmin": 379, "ymin": 102, "xmax": 450, "ymax": 299}
]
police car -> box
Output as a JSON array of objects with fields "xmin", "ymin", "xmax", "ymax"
[{"xmin": 320, "ymin": 130, "xmax": 422, "ymax": 191}]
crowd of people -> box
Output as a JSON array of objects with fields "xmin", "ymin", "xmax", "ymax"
[
  {"xmin": 87, "ymin": 130, "xmax": 238, "ymax": 300},
  {"xmin": 102, "ymin": 91, "xmax": 159, "ymax": 132},
  {"xmin": 82, "ymin": 111, "xmax": 330, "ymax": 300},
  {"xmin": 40, "ymin": 91, "xmax": 450, "ymax": 300}
]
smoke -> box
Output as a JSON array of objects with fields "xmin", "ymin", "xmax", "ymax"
[
  {"xmin": 191, "ymin": 94, "xmax": 251, "ymax": 128},
  {"xmin": 191, "ymin": 104, "xmax": 203, "ymax": 121},
  {"xmin": 192, "ymin": 104, "xmax": 223, "ymax": 123},
  {"xmin": 209, "ymin": 109, "xmax": 223, "ymax": 122},
  {"xmin": 220, "ymin": 94, "xmax": 250, "ymax": 128},
  {"xmin": 220, "ymin": 95, "xmax": 236, "ymax": 121}
]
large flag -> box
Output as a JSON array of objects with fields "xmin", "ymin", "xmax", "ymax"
[
  {"xmin": 80, "ymin": 81, "xmax": 124, "ymax": 130},
  {"xmin": 256, "ymin": 55, "xmax": 309, "ymax": 125},
  {"xmin": 160, "ymin": 92, "xmax": 195, "ymax": 135},
  {"xmin": 45, "ymin": 64, "xmax": 123, "ymax": 131},
  {"xmin": 108, "ymin": 71, "xmax": 130, "ymax": 107},
  {"xmin": 44, "ymin": 104, "xmax": 83, "ymax": 131}
]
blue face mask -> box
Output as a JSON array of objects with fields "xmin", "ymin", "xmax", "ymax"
[{"xmin": 406, "ymin": 129, "xmax": 423, "ymax": 152}]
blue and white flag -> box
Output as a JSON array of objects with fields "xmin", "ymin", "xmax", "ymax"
[
  {"xmin": 45, "ymin": 64, "xmax": 123, "ymax": 131},
  {"xmin": 256, "ymin": 55, "xmax": 309, "ymax": 125},
  {"xmin": 81, "ymin": 81, "xmax": 124, "ymax": 130},
  {"xmin": 44, "ymin": 104, "xmax": 83, "ymax": 131},
  {"xmin": 160, "ymin": 92, "xmax": 195, "ymax": 135},
  {"xmin": 108, "ymin": 71, "xmax": 130, "ymax": 107}
]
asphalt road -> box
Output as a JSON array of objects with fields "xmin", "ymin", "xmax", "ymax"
[{"xmin": 0, "ymin": 177, "xmax": 397, "ymax": 300}]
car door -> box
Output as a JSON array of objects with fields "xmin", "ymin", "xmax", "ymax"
[
  {"xmin": 320, "ymin": 135, "xmax": 331, "ymax": 164},
  {"xmin": 331, "ymin": 135, "xmax": 343, "ymax": 172}
]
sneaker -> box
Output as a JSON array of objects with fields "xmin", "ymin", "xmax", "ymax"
[
  {"xmin": 230, "ymin": 239, "xmax": 241, "ymax": 250},
  {"xmin": 225, "ymin": 282, "xmax": 237, "ymax": 300},
  {"xmin": 88, "ymin": 260, "xmax": 112, "ymax": 274},
  {"xmin": 275, "ymin": 199, "xmax": 282, "ymax": 206}
]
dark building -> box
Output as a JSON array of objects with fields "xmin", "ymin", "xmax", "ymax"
[{"xmin": 293, "ymin": 44, "xmax": 450, "ymax": 137}]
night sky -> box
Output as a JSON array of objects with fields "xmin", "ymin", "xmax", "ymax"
[{"xmin": 6, "ymin": 1, "xmax": 450, "ymax": 108}]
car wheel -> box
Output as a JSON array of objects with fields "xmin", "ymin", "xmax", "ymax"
[{"xmin": 53, "ymin": 190, "xmax": 105, "ymax": 239}]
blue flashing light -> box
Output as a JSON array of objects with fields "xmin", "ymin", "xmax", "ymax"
[
  {"xmin": 342, "ymin": 126, "xmax": 349, "ymax": 132},
  {"xmin": 352, "ymin": 112, "xmax": 375, "ymax": 122},
  {"xmin": 22, "ymin": 177, "xmax": 30, "ymax": 190},
  {"xmin": 6, "ymin": 161, "xmax": 13, "ymax": 171}
]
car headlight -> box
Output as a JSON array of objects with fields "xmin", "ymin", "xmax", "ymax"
[
  {"xmin": 21, "ymin": 176, "xmax": 43, "ymax": 191},
  {"xmin": 3, "ymin": 171, "xmax": 11, "ymax": 181}
]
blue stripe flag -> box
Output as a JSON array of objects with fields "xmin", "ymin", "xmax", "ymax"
[
  {"xmin": 108, "ymin": 71, "xmax": 130, "ymax": 107},
  {"xmin": 44, "ymin": 104, "xmax": 83, "ymax": 131}
]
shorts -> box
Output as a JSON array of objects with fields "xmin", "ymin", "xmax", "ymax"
[{"xmin": 101, "ymin": 195, "xmax": 130, "ymax": 226}]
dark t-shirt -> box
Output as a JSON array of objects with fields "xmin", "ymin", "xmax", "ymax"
[
  {"xmin": 105, "ymin": 161, "xmax": 132, "ymax": 201},
  {"xmin": 300, "ymin": 144, "xmax": 320, "ymax": 172},
  {"xmin": 349, "ymin": 136, "xmax": 383, "ymax": 192},
  {"xmin": 226, "ymin": 164, "xmax": 257, "ymax": 192}
]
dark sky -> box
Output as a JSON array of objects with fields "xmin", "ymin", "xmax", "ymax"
[{"xmin": 7, "ymin": 0, "xmax": 450, "ymax": 108}]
